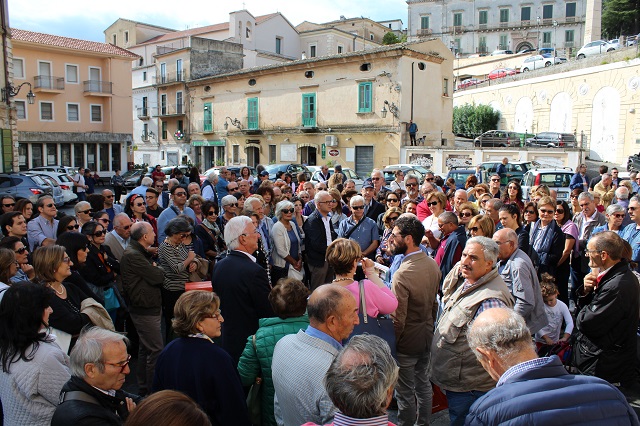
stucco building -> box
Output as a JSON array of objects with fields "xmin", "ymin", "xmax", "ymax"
[
  {"xmin": 186, "ymin": 40, "xmax": 454, "ymax": 176},
  {"xmin": 11, "ymin": 29, "xmax": 137, "ymax": 172},
  {"xmin": 407, "ymin": 0, "xmax": 599, "ymax": 56}
]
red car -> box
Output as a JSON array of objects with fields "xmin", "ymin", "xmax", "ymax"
[
  {"xmin": 457, "ymin": 78, "xmax": 483, "ymax": 89},
  {"xmin": 488, "ymin": 68, "xmax": 518, "ymax": 80}
]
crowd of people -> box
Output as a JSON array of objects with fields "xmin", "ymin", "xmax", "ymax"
[{"xmin": 0, "ymin": 161, "xmax": 639, "ymax": 426}]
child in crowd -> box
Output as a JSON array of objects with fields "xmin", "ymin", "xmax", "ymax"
[{"xmin": 535, "ymin": 273, "xmax": 574, "ymax": 348}]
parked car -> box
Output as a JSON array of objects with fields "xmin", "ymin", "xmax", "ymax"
[
  {"xmin": 480, "ymin": 161, "xmax": 539, "ymax": 184},
  {"xmin": 264, "ymin": 164, "xmax": 311, "ymax": 182},
  {"xmin": 30, "ymin": 165, "xmax": 77, "ymax": 176},
  {"xmin": 311, "ymin": 167, "xmax": 364, "ymax": 190},
  {"xmin": 525, "ymin": 132, "xmax": 577, "ymax": 148},
  {"xmin": 519, "ymin": 55, "xmax": 559, "ymax": 72},
  {"xmin": 389, "ymin": 164, "xmax": 432, "ymax": 177},
  {"xmin": 627, "ymin": 153, "xmax": 640, "ymax": 172},
  {"xmin": 123, "ymin": 169, "xmax": 148, "ymax": 189},
  {"xmin": 521, "ymin": 168, "xmax": 573, "ymax": 202},
  {"xmin": 488, "ymin": 68, "xmax": 518, "ymax": 80},
  {"xmin": 382, "ymin": 165, "xmax": 426, "ymax": 185},
  {"xmin": 576, "ymin": 40, "xmax": 617, "ymax": 59},
  {"xmin": 25, "ymin": 171, "xmax": 77, "ymax": 204},
  {"xmin": 538, "ymin": 48, "xmax": 556, "ymax": 56},
  {"xmin": 446, "ymin": 168, "xmax": 477, "ymax": 189},
  {"xmin": 474, "ymin": 130, "xmax": 521, "ymax": 147},
  {"xmin": 608, "ymin": 39, "xmax": 621, "ymax": 50},
  {"xmin": 518, "ymin": 48, "xmax": 535, "ymax": 54},
  {"xmin": 0, "ymin": 173, "xmax": 53, "ymax": 204},
  {"xmin": 457, "ymin": 78, "xmax": 483, "ymax": 89},
  {"xmin": 24, "ymin": 174, "xmax": 65, "ymax": 207},
  {"xmin": 490, "ymin": 50, "xmax": 514, "ymax": 56},
  {"xmin": 626, "ymin": 35, "xmax": 639, "ymax": 46},
  {"xmin": 542, "ymin": 53, "xmax": 567, "ymax": 63}
]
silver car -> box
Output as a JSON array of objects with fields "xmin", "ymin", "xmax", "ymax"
[
  {"xmin": 521, "ymin": 168, "xmax": 573, "ymax": 202},
  {"xmin": 576, "ymin": 40, "xmax": 617, "ymax": 59},
  {"xmin": 24, "ymin": 173, "xmax": 65, "ymax": 207}
]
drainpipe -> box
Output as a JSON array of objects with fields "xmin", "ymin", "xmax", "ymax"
[{"xmin": 411, "ymin": 62, "xmax": 415, "ymax": 119}]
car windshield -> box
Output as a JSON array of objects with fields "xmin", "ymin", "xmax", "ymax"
[
  {"xmin": 122, "ymin": 170, "xmax": 142, "ymax": 179},
  {"xmin": 449, "ymin": 172, "xmax": 472, "ymax": 187},
  {"xmin": 265, "ymin": 164, "xmax": 287, "ymax": 173}
]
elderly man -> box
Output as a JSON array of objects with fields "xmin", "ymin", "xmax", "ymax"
[
  {"xmin": 120, "ymin": 222, "xmax": 165, "ymax": 395},
  {"xmin": 493, "ymin": 228, "xmax": 546, "ymax": 334},
  {"xmin": 432, "ymin": 236, "xmax": 514, "ymax": 424},
  {"xmin": 466, "ymin": 308, "xmax": 639, "ymax": 425},
  {"xmin": 453, "ymin": 189, "xmax": 468, "ymax": 212},
  {"xmin": 303, "ymin": 190, "xmax": 338, "ymax": 289},
  {"xmin": 244, "ymin": 196, "xmax": 273, "ymax": 261},
  {"xmin": 570, "ymin": 163, "xmax": 590, "ymax": 190},
  {"xmin": 572, "ymin": 192, "xmax": 607, "ymax": 304},
  {"xmin": 304, "ymin": 335, "xmax": 399, "ymax": 426},
  {"xmin": 201, "ymin": 172, "xmax": 219, "ymax": 203},
  {"xmin": 1, "ymin": 195, "xmax": 15, "ymax": 214},
  {"xmin": 104, "ymin": 213, "xmax": 132, "ymax": 261},
  {"xmin": 435, "ymin": 211, "xmax": 467, "ymax": 283},
  {"xmin": 215, "ymin": 167, "xmax": 230, "ymax": 204},
  {"xmin": 484, "ymin": 199, "xmax": 504, "ymax": 228},
  {"xmin": 488, "ymin": 173, "xmax": 501, "ymax": 198},
  {"xmin": 238, "ymin": 179, "xmax": 251, "ymax": 198},
  {"xmin": 317, "ymin": 165, "xmax": 331, "ymax": 183},
  {"xmin": 154, "ymin": 179, "xmax": 170, "ymax": 208},
  {"xmin": 302, "ymin": 181, "xmax": 318, "ymax": 215},
  {"xmin": 27, "ymin": 195, "xmax": 58, "ymax": 250},
  {"xmin": 145, "ymin": 187, "xmax": 164, "ymax": 218},
  {"xmin": 102, "ymin": 189, "xmax": 123, "ymax": 231},
  {"xmin": 130, "ymin": 176, "xmax": 153, "ymax": 198},
  {"xmin": 272, "ymin": 284, "xmax": 359, "ymax": 426},
  {"xmin": 338, "ymin": 195, "xmax": 379, "ymax": 259},
  {"xmin": 187, "ymin": 182, "xmax": 201, "ymax": 196},
  {"xmin": 51, "ymin": 328, "xmax": 141, "ymax": 425},
  {"xmin": 594, "ymin": 172, "xmax": 616, "ymax": 208},
  {"xmin": 211, "ymin": 216, "xmax": 273, "ymax": 365},
  {"xmin": 402, "ymin": 174, "xmax": 422, "ymax": 204},
  {"xmin": 615, "ymin": 186, "xmax": 630, "ymax": 210},
  {"xmin": 575, "ymin": 231, "xmax": 640, "ymax": 386},
  {"xmin": 156, "ymin": 185, "xmax": 197, "ymax": 243},
  {"xmin": 370, "ymin": 169, "xmax": 389, "ymax": 195},
  {"xmin": 360, "ymin": 181, "xmax": 385, "ymax": 221},
  {"xmin": 389, "ymin": 214, "xmax": 440, "ymax": 426}
]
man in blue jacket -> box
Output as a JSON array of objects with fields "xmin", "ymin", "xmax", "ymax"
[{"xmin": 465, "ymin": 308, "xmax": 639, "ymax": 426}]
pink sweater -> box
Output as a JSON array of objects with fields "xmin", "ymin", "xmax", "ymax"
[{"xmin": 345, "ymin": 279, "xmax": 398, "ymax": 317}]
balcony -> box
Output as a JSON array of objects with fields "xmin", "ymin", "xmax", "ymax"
[
  {"xmin": 153, "ymin": 103, "xmax": 185, "ymax": 117},
  {"xmin": 473, "ymin": 16, "xmax": 583, "ymax": 33},
  {"xmin": 33, "ymin": 75, "xmax": 64, "ymax": 93},
  {"xmin": 191, "ymin": 120, "xmax": 215, "ymax": 134},
  {"xmin": 136, "ymin": 107, "xmax": 157, "ymax": 119},
  {"xmin": 154, "ymin": 70, "xmax": 188, "ymax": 86},
  {"xmin": 417, "ymin": 28, "xmax": 432, "ymax": 36},
  {"xmin": 83, "ymin": 80, "xmax": 112, "ymax": 96},
  {"xmin": 242, "ymin": 115, "xmax": 262, "ymax": 135}
]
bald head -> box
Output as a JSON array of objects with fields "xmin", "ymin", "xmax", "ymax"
[
  {"xmin": 307, "ymin": 284, "xmax": 358, "ymax": 341},
  {"xmin": 112, "ymin": 213, "xmax": 132, "ymax": 239}
]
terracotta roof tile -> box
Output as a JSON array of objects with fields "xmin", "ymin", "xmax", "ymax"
[{"xmin": 11, "ymin": 28, "xmax": 139, "ymax": 58}]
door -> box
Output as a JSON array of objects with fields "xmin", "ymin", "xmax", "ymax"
[
  {"xmin": 160, "ymin": 63, "xmax": 167, "ymax": 84},
  {"xmin": 89, "ymin": 67, "xmax": 101, "ymax": 92},
  {"xmin": 247, "ymin": 98, "xmax": 259, "ymax": 130},
  {"xmin": 176, "ymin": 59, "xmax": 183, "ymax": 81},
  {"xmin": 355, "ymin": 146, "xmax": 374, "ymax": 178},
  {"xmin": 300, "ymin": 147, "xmax": 317, "ymax": 166},
  {"xmin": 302, "ymin": 93, "xmax": 316, "ymax": 127},
  {"xmin": 167, "ymin": 152, "xmax": 179, "ymax": 166},
  {"xmin": 247, "ymin": 147, "xmax": 260, "ymax": 167},
  {"xmin": 38, "ymin": 62, "xmax": 52, "ymax": 89}
]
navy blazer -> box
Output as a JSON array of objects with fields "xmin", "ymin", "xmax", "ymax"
[
  {"xmin": 211, "ymin": 250, "xmax": 274, "ymax": 366},
  {"xmin": 365, "ymin": 199, "xmax": 386, "ymax": 222},
  {"xmin": 303, "ymin": 210, "xmax": 337, "ymax": 267}
]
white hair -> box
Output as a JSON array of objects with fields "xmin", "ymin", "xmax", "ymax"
[
  {"xmin": 314, "ymin": 190, "xmax": 330, "ymax": 204},
  {"xmin": 225, "ymin": 216, "xmax": 253, "ymax": 250},
  {"xmin": 208, "ymin": 173, "xmax": 218, "ymax": 183},
  {"xmin": 70, "ymin": 327, "xmax": 129, "ymax": 377},
  {"xmin": 141, "ymin": 177, "xmax": 153, "ymax": 187},
  {"xmin": 615, "ymin": 186, "xmax": 629, "ymax": 200},
  {"xmin": 350, "ymin": 195, "xmax": 365, "ymax": 207}
]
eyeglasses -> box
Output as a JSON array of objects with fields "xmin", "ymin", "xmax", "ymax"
[
  {"xmin": 459, "ymin": 212, "xmax": 473, "ymax": 218},
  {"xmin": 225, "ymin": 203, "xmax": 238, "ymax": 208},
  {"xmin": 390, "ymin": 232, "xmax": 405, "ymax": 239},
  {"xmin": 426, "ymin": 178, "xmax": 435, "ymax": 182},
  {"xmin": 371, "ymin": 177, "xmax": 381, "ymax": 181},
  {"xmin": 427, "ymin": 201, "xmax": 439, "ymax": 207},
  {"xmin": 491, "ymin": 178, "xmax": 500, "ymax": 182},
  {"xmin": 134, "ymin": 202, "xmax": 146, "ymax": 207},
  {"xmin": 104, "ymin": 195, "xmax": 114, "ymax": 199},
  {"xmin": 612, "ymin": 213, "xmax": 625, "ymax": 218},
  {"xmin": 14, "ymin": 246, "xmax": 27, "ymax": 254},
  {"xmin": 66, "ymin": 224, "xmax": 80, "ymax": 230},
  {"xmin": 2, "ymin": 203, "xmax": 15, "ymax": 208},
  {"xmin": 228, "ymin": 187, "xmax": 238, "ymax": 191},
  {"xmin": 555, "ymin": 209, "xmax": 564, "ymax": 214},
  {"xmin": 352, "ymin": 205, "xmax": 365, "ymax": 210},
  {"xmin": 93, "ymin": 230, "xmax": 107, "ymax": 237},
  {"xmin": 62, "ymin": 256, "xmax": 72, "ymax": 264},
  {"xmin": 584, "ymin": 249, "xmax": 603, "ymax": 256},
  {"xmin": 203, "ymin": 309, "xmax": 223, "ymax": 321},
  {"xmin": 282, "ymin": 208, "xmax": 295, "ymax": 214},
  {"xmin": 508, "ymin": 186, "xmax": 518, "ymax": 190},
  {"xmin": 629, "ymin": 207, "xmax": 637, "ymax": 212},
  {"xmin": 207, "ymin": 210, "xmax": 217, "ymax": 216},
  {"xmin": 386, "ymin": 198, "xmax": 399, "ymax": 202},
  {"xmin": 103, "ymin": 354, "xmax": 132, "ymax": 373},
  {"xmin": 388, "ymin": 216, "xmax": 399, "ymax": 221},
  {"xmin": 98, "ymin": 218, "xmax": 111, "ymax": 224},
  {"xmin": 79, "ymin": 209, "xmax": 93, "ymax": 215},
  {"xmin": 469, "ymin": 226, "xmax": 479, "ymax": 232},
  {"xmin": 570, "ymin": 195, "xmax": 578, "ymax": 199},
  {"xmin": 154, "ymin": 185, "xmax": 164, "ymax": 190},
  {"xmin": 481, "ymin": 199, "xmax": 490, "ymax": 204},
  {"xmin": 539, "ymin": 209, "xmax": 554, "ymax": 214},
  {"xmin": 524, "ymin": 210, "xmax": 536, "ymax": 214},
  {"xmin": 406, "ymin": 182, "xmax": 418, "ymax": 187},
  {"xmin": 44, "ymin": 203, "xmax": 56, "ymax": 208},
  {"xmin": 117, "ymin": 224, "xmax": 131, "ymax": 230},
  {"xmin": 174, "ymin": 192, "xmax": 187, "ymax": 196},
  {"xmin": 319, "ymin": 199, "xmax": 338, "ymax": 205}
]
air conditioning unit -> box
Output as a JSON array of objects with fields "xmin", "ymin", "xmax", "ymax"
[{"xmin": 325, "ymin": 135, "xmax": 338, "ymax": 146}]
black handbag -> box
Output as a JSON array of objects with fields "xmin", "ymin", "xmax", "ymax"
[{"xmin": 347, "ymin": 280, "xmax": 397, "ymax": 358}]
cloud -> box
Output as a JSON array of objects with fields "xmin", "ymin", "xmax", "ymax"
[{"xmin": 8, "ymin": 0, "xmax": 407, "ymax": 42}]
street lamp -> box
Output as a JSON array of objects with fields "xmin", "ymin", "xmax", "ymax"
[
  {"xmin": 223, "ymin": 116, "xmax": 242, "ymax": 130},
  {"xmin": 536, "ymin": 16, "xmax": 541, "ymax": 50},
  {"xmin": 553, "ymin": 20, "xmax": 558, "ymax": 56},
  {"xmin": 1, "ymin": 81, "xmax": 35, "ymax": 105},
  {"xmin": 382, "ymin": 100, "xmax": 399, "ymax": 119}
]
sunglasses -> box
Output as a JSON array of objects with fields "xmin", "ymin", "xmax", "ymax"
[
  {"xmin": 14, "ymin": 246, "xmax": 27, "ymax": 254},
  {"xmin": 524, "ymin": 210, "xmax": 536, "ymax": 214},
  {"xmin": 352, "ymin": 205, "xmax": 365, "ymax": 210},
  {"xmin": 387, "ymin": 198, "xmax": 399, "ymax": 202},
  {"xmin": 406, "ymin": 183, "xmax": 417, "ymax": 187},
  {"xmin": 491, "ymin": 178, "xmax": 500, "ymax": 182},
  {"xmin": 459, "ymin": 212, "xmax": 473, "ymax": 218},
  {"xmin": 79, "ymin": 209, "xmax": 93, "ymax": 214},
  {"xmin": 66, "ymin": 224, "xmax": 80, "ymax": 230},
  {"xmin": 44, "ymin": 203, "xmax": 56, "ymax": 208},
  {"xmin": 117, "ymin": 224, "xmax": 131, "ymax": 230},
  {"xmin": 225, "ymin": 203, "xmax": 238, "ymax": 207},
  {"xmin": 174, "ymin": 192, "xmax": 187, "ymax": 196},
  {"xmin": 555, "ymin": 209, "xmax": 564, "ymax": 214},
  {"xmin": 207, "ymin": 211, "xmax": 217, "ymax": 216},
  {"xmin": 93, "ymin": 230, "xmax": 107, "ymax": 237},
  {"xmin": 3, "ymin": 203, "xmax": 15, "ymax": 208},
  {"xmin": 104, "ymin": 195, "xmax": 114, "ymax": 199},
  {"xmin": 98, "ymin": 218, "xmax": 111, "ymax": 223},
  {"xmin": 134, "ymin": 203, "xmax": 145, "ymax": 207},
  {"xmin": 282, "ymin": 208, "xmax": 295, "ymax": 214},
  {"xmin": 539, "ymin": 209, "xmax": 554, "ymax": 214},
  {"xmin": 388, "ymin": 216, "xmax": 399, "ymax": 221},
  {"xmin": 469, "ymin": 226, "xmax": 479, "ymax": 232},
  {"xmin": 371, "ymin": 177, "xmax": 381, "ymax": 181},
  {"xmin": 612, "ymin": 213, "xmax": 625, "ymax": 218},
  {"xmin": 427, "ymin": 201, "xmax": 439, "ymax": 207}
]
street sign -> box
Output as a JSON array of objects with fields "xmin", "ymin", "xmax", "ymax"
[{"xmin": 329, "ymin": 149, "xmax": 340, "ymax": 157}]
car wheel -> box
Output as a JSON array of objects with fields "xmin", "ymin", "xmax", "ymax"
[
  {"xmin": 500, "ymin": 144, "xmax": 507, "ymax": 147},
  {"xmin": 544, "ymin": 62, "xmax": 551, "ymax": 67},
  {"xmin": 577, "ymin": 54, "xmax": 585, "ymax": 59},
  {"xmin": 475, "ymin": 142, "xmax": 480, "ymax": 147},
  {"xmin": 607, "ymin": 48, "xmax": 615, "ymax": 52},
  {"xmin": 547, "ymin": 144, "xmax": 555, "ymax": 148},
  {"xmin": 522, "ymin": 68, "xmax": 529, "ymax": 72}
]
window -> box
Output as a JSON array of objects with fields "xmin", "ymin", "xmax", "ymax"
[
  {"xmin": 74, "ymin": 144, "xmax": 84, "ymax": 167},
  {"xmin": 90, "ymin": 105, "xmax": 102, "ymax": 122},
  {"xmin": 40, "ymin": 102, "xmax": 53, "ymax": 121},
  {"xmin": 421, "ymin": 16, "xmax": 429, "ymax": 29},
  {"xmin": 302, "ymin": 93, "xmax": 316, "ymax": 127},
  {"xmin": 203, "ymin": 102, "xmax": 212, "ymax": 132},
  {"xmin": 124, "ymin": 31, "xmax": 129, "ymax": 43},
  {"xmin": 67, "ymin": 104, "xmax": 79, "ymax": 121},
  {"xmin": 160, "ymin": 63, "xmax": 166, "ymax": 84},
  {"xmin": 358, "ymin": 82, "xmax": 372, "ymax": 113},
  {"xmin": 269, "ymin": 145, "xmax": 276, "ymax": 163},
  {"xmin": 161, "ymin": 94, "xmax": 167, "ymax": 115},
  {"xmin": 309, "ymin": 44, "xmax": 317, "ymax": 58},
  {"xmin": 443, "ymin": 78, "xmax": 449, "ymax": 96},
  {"xmin": 543, "ymin": 32, "xmax": 552, "ymax": 44},
  {"xmin": 66, "ymin": 64, "xmax": 78, "ymax": 83},
  {"xmin": 543, "ymin": 5, "xmax": 553, "ymax": 20},
  {"xmin": 478, "ymin": 11, "xmax": 488, "ymax": 25},
  {"xmin": 162, "ymin": 121, "xmax": 167, "ymax": 140},
  {"xmin": 142, "ymin": 71, "xmax": 147, "ymax": 82},
  {"xmin": 176, "ymin": 59, "xmax": 183, "ymax": 81},
  {"xmin": 521, "ymin": 6, "xmax": 531, "ymax": 21},
  {"xmin": 232, "ymin": 145, "xmax": 240, "ymax": 163},
  {"xmin": 500, "ymin": 9, "xmax": 509, "ymax": 23},
  {"xmin": 177, "ymin": 120, "xmax": 183, "ymax": 132},
  {"xmin": 499, "ymin": 34, "xmax": 508, "ymax": 49},
  {"xmin": 247, "ymin": 97, "xmax": 259, "ymax": 130},
  {"xmin": 143, "ymin": 123, "xmax": 149, "ymax": 139},
  {"xmin": 453, "ymin": 13, "xmax": 462, "ymax": 27},
  {"xmin": 478, "ymin": 36, "xmax": 488, "ymax": 53},
  {"xmin": 176, "ymin": 92, "xmax": 183, "ymax": 114},
  {"xmin": 112, "ymin": 34, "xmax": 116, "ymax": 44},
  {"xmin": 337, "ymin": 45, "xmax": 343, "ymax": 54},
  {"xmin": 275, "ymin": 37, "xmax": 282, "ymax": 54},
  {"xmin": 565, "ymin": 30, "xmax": 575, "ymax": 42},
  {"xmin": 13, "ymin": 58, "xmax": 24, "ymax": 79},
  {"xmin": 142, "ymin": 96, "xmax": 148, "ymax": 116},
  {"xmin": 370, "ymin": 34, "xmax": 374, "ymax": 41},
  {"xmin": 15, "ymin": 100, "xmax": 26, "ymax": 119},
  {"xmin": 566, "ymin": 3, "xmax": 576, "ymax": 17}
]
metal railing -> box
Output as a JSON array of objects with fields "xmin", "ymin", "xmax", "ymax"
[
  {"xmin": 136, "ymin": 107, "xmax": 157, "ymax": 119},
  {"xmin": 442, "ymin": 17, "xmax": 584, "ymax": 35},
  {"xmin": 154, "ymin": 103, "xmax": 185, "ymax": 116},
  {"xmin": 33, "ymin": 75, "xmax": 64, "ymax": 90},
  {"xmin": 154, "ymin": 70, "xmax": 188, "ymax": 85},
  {"xmin": 83, "ymin": 80, "xmax": 112, "ymax": 94}
]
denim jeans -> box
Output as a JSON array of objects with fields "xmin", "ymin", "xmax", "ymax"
[
  {"xmin": 446, "ymin": 390, "xmax": 487, "ymax": 426},
  {"xmin": 395, "ymin": 351, "xmax": 432, "ymax": 426}
]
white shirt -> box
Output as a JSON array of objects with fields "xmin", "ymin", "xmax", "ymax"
[
  {"xmin": 320, "ymin": 213, "xmax": 332, "ymax": 246},
  {"xmin": 236, "ymin": 249, "xmax": 257, "ymax": 263},
  {"xmin": 110, "ymin": 230, "xmax": 129, "ymax": 250}
]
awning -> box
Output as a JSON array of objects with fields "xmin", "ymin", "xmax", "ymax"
[{"xmin": 297, "ymin": 142, "xmax": 319, "ymax": 150}]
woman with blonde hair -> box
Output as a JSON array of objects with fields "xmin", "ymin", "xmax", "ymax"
[
  {"xmin": 327, "ymin": 172, "xmax": 343, "ymax": 192},
  {"xmin": 270, "ymin": 200, "xmax": 303, "ymax": 284},
  {"xmin": 187, "ymin": 194, "xmax": 206, "ymax": 225},
  {"xmin": 467, "ymin": 214, "xmax": 495, "ymax": 238},
  {"xmin": 422, "ymin": 191, "xmax": 448, "ymax": 253},
  {"xmin": 328, "ymin": 188, "xmax": 347, "ymax": 227},
  {"xmin": 375, "ymin": 207, "xmax": 402, "ymax": 266}
]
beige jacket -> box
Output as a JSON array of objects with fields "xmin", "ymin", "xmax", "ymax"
[
  {"xmin": 80, "ymin": 298, "xmax": 115, "ymax": 331},
  {"xmin": 593, "ymin": 181, "xmax": 615, "ymax": 208}
]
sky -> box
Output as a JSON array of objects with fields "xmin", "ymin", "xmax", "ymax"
[{"xmin": 8, "ymin": 0, "xmax": 409, "ymax": 42}]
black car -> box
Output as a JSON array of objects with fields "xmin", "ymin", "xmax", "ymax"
[
  {"xmin": 264, "ymin": 164, "xmax": 311, "ymax": 182},
  {"xmin": 628, "ymin": 153, "xmax": 640, "ymax": 172},
  {"xmin": 0, "ymin": 173, "xmax": 53, "ymax": 203}
]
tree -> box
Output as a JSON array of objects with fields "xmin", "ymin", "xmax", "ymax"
[
  {"xmin": 453, "ymin": 103, "xmax": 500, "ymax": 137},
  {"xmin": 382, "ymin": 32, "xmax": 401, "ymax": 45},
  {"xmin": 602, "ymin": 0, "xmax": 640, "ymax": 39}
]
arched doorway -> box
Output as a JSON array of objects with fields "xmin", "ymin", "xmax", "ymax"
[
  {"xmin": 299, "ymin": 144, "xmax": 317, "ymax": 166},
  {"xmin": 516, "ymin": 41, "xmax": 534, "ymax": 52}
]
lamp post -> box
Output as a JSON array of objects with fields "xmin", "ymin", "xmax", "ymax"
[
  {"xmin": 1, "ymin": 82, "xmax": 35, "ymax": 105},
  {"xmin": 553, "ymin": 20, "xmax": 558, "ymax": 56},
  {"xmin": 536, "ymin": 16, "xmax": 541, "ymax": 50}
]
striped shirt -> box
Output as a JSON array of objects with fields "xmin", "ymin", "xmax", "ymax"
[
  {"xmin": 158, "ymin": 241, "xmax": 190, "ymax": 291},
  {"xmin": 461, "ymin": 280, "xmax": 507, "ymax": 318},
  {"xmin": 497, "ymin": 356, "xmax": 553, "ymax": 387}
]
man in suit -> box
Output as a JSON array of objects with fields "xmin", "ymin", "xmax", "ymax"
[
  {"xmin": 272, "ymin": 284, "xmax": 359, "ymax": 426},
  {"xmin": 211, "ymin": 216, "xmax": 274, "ymax": 365},
  {"xmin": 104, "ymin": 213, "xmax": 132, "ymax": 261},
  {"xmin": 303, "ymin": 190, "xmax": 338, "ymax": 290},
  {"xmin": 571, "ymin": 192, "xmax": 606, "ymax": 306},
  {"xmin": 390, "ymin": 214, "xmax": 440, "ymax": 426},
  {"xmin": 361, "ymin": 181, "xmax": 385, "ymax": 221}
]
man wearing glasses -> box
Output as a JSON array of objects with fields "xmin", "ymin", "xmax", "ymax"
[
  {"xmin": 402, "ymin": 174, "xmax": 422, "ymax": 204},
  {"xmin": 27, "ymin": 195, "xmax": 58, "ymax": 251},
  {"xmin": 52, "ymin": 328, "xmax": 141, "ymax": 425},
  {"xmin": 338, "ymin": 195, "xmax": 379, "ymax": 262},
  {"xmin": 1, "ymin": 195, "xmax": 15, "ymax": 214},
  {"xmin": 360, "ymin": 182, "xmax": 385, "ymax": 222},
  {"xmin": 370, "ymin": 169, "xmax": 390, "ymax": 196},
  {"xmin": 488, "ymin": 174, "xmax": 502, "ymax": 199},
  {"xmin": 102, "ymin": 189, "xmax": 123, "ymax": 232},
  {"xmin": 105, "ymin": 213, "xmax": 133, "ymax": 261},
  {"xmin": 303, "ymin": 190, "xmax": 338, "ymax": 290},
  {"xmin": 156, "ymin": 186, "xmax": 197, "ymax": 243}
]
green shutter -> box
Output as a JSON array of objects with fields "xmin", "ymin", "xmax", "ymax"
[
  {"xmin": 358, "ymin": 82, "xmax": 372, "ymax": 113},
  {"xmin": 302, "ymin": 93, "xmax": 316, "ymax": 127},
  {"xmin": 2, "ymin": 129, "xmax": 12, "ymax": 172},
  {"xmin": 203, "ymin": 103, "xmax": 212, "ymax": 132},
  {"xmin": 247, "ymin": 98, "xmax": 259, "ymax": 130}
]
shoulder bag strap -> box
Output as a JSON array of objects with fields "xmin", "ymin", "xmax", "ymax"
[
  {"xmin": 199, "ymin": 223, "xmax": 215, "ymax": 239},
  {"xmin": 61, "ymin": 390, "xmax": 101, "ymax": 406},
  {"xmin": 344, "ymin": 218, "xmax": 365, "ymax": 239},
  {"xmin": 358, "ymin": 280, "xmax": 368, "ymax": 324}
]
